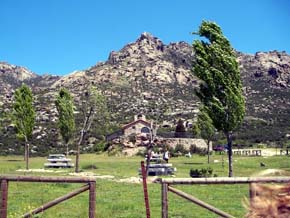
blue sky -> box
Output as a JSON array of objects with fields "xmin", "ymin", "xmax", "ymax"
[{"xmin": 1, "ymin": 0, "xmax": 289, "ymax": 76}]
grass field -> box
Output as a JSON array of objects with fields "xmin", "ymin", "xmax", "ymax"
[{"xmin": 1, "ymin": 152, "xmax": 290, "ymax": 217}]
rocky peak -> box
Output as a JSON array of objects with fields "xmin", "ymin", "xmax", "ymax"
[
  {"xmin": 107, "ymin": 32, "xmax": 165, "ymax": 65},
  {"xmin": 254, "ymin": 51, "xmax": 290, "ymax": 69},
  {"xmin": 138, "ymin": 32, "xmax": 155, "ymax": 41},
  {"xmin": 238, "ymin": 51, "xmax": 290, "ymax": 88},
  {"xmin": 0, "ymin": 62, "xmax": 37, "ymax": 81},
  {"xmin": 0, "ymin": 62, "xmax": 39, "ymax": 98},
  {"xmin": 136, "ymin": 32, "xmax": 164, "ymax": 49}
]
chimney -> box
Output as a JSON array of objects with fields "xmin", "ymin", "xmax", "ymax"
[{"xmin": 135, "ymin": 114, "xmax": 146, "ymax": 121}]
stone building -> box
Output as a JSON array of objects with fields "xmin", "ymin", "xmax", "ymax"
[
  {"xmin": 106, "ymin": 114, "xmax": 153, "ymax": 141},
  {"xmin": 122, "ymin": 114, "xmax": 152, "ymax": 137}
]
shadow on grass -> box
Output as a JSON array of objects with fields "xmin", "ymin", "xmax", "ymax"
[
  {"xmin": 82, "ymin": 164, "xmax": 98, "ymax": 170},
  {"xmin": 7, "ymin": 159, "xmax": 23, "ymax": 162},
  {"xmin": 183, "ymin": 162, "xmax": 204, "ymax": 165}
]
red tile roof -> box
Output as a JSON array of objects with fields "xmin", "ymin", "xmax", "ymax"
[{"xmin": 122, "ymin": 119, "xmax": 151, "ymax": 130}]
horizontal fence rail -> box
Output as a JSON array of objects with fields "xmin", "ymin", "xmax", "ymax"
[
  {"xmin": 158, "ymin": 176, "xmax": 290, "ymax": 184},
  {"xmin": 158, "ymin": 177, "xmax": 290, "ymax": 218},
  {"xmin": 0, "ymin": 175, "xmax": 95, "ymax": 183},
  {"xmin": 0, "ymin": 175, "xmax": 96, "ymax": 218}
]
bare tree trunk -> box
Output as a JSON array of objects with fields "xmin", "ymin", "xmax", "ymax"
[
  {"xmin": 25, "ymin": 143, "xmax": 27, "ymax": 168},
  {"xmin": 207, "ymin": 140, "xmax": 210, "ymax": 164},
  {"xmin": 145, "ymin": 141, "xmax": 152, "ymax": 177},
  {"xmin": 75, "ymin": 130, "xmax": 85, "ymax": 173},
  {"xmin": 27, "ymin": 143, "xmax": 29, "ymax": 170},
  {"xmin": 24, "ymin": 136, "xmax": 29, "ymax": 170},
  {"xmin": 75, "ymin": 144, "xmax": 80, "ymax": 173},
  {"xmin": 66, "ymin": 143, "xmax": 69, "ymax": 157},
  {"xmin": 225, "ymin": 132, "xmax": 233, "ymax": 177},
  {"xmin": 23, "ymin": 142, "xmax": 26, "ymax": 161},
  {"xmin": 145, "ymin": 125, "xmax": 156, "ymax": 177}
]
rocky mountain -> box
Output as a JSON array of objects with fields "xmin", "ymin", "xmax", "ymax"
[
  {"xmin": 0, "ymin": 62, "xmax": 37, "ymax": 81},
  {"xmin": 49, "ymin": 32, "xmax": 199, "ymax": 126},
  {"xmin": 237, "ymin": 50, "xmax": 290, "ymax": 143},
  {"xmin": 1, "ymin": 32, "xmax": 290, "ymax": 155},
  {"xmin": 0, "ymin": 62, "xmax": 36, "ymax": 100}
]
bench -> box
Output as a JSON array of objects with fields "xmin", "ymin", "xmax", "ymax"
[{"xmin": 233, "ymin": 149, "xmax": 262, "ymax": 156}]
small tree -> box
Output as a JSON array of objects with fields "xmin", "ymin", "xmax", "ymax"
[
  {"xmin": 195, "ymin": 107, "xmax": 215, "ymax": 163},
  {"xmin": 75, "ymin": 87, "xmax": 108, "ymax": 173},
  {"xmin": 192, "ymin": 21, "xmax": 245, "ymax": 177},
  {"xmin": 55, "ymin": 88, "xmax": 75, "ymax": 156},
  {"xmin": 12, "ymin": 84, "xmax": 35, "ymax": 170}
]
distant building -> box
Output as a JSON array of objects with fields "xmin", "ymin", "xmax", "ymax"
[
  {"xmin": 106, "ymin": 114, "xmax": 153, "ymax": 141},
  {"xmin": 122, "ymin": 114, "xmax": 151, "ymax": 137}
]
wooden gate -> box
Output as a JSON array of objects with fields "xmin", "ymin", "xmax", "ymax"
[
  {"xmin": 158, "ymin": 177, "xmax": 290, "ymax": 218},
  {"xmin": 0, "ymin": 175, "xmax": 96, "ymax": 218}
]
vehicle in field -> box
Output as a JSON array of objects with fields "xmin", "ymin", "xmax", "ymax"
[{"xmin": 44, "ymin": 154, "xmax": 74, "ymax": 168}]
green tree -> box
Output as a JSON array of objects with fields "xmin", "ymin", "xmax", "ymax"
[
  {"xmin": 12, "ymin": 84, "xmax": 35, "ymax": 170},
  {"xmin": 194, "ymin": 107, "xmax": 215, "ymax": 164},
  {"xmin": 192, "ymin": 21, "xmax": 245, "ymax": 177},
  {"xmin": 75, "ymin": 87, "xmax": 108, "ymax": 173},
  {"xmin": 55, "ymin": 88, "xmax": 75, "ymax": 156},
  {"xmin": 175, "ymin": 119, "xmax": 186, "ymax": 138}
]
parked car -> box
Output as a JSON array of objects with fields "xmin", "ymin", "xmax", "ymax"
[
  {"xmin": 44, "ymin": 154, "xmax": 74, "ymax": 168},
  {"xmin": 213, "ymin": 145, "xmax": 228, "ymax": 152}
]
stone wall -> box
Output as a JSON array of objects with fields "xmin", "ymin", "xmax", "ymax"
[{"xmin": 156, "ymin": 137, "xmax": 212, "ymax": 151}]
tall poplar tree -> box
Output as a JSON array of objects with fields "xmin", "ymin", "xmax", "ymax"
[
  {"xmin": 192, "ymin": 21, "xmax": 245, "ymax": 177},
  {"xmin": 12, "ymin": 84, "xmax": 35, "ymax": 170},
  {"xmin": 55, "ymin": 88, "xmax": 75, "ymax": 156}
]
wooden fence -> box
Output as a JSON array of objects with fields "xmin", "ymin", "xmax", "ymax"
[
  {"xmin": 0, "ymin": 175, "xmax": 96, "ymax": 218},
  {"xmin": 157, "ymin": 177, "xmax": 290, "ymax": 218}
]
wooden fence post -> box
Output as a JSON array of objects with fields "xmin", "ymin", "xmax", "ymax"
[
  {"xmin": 249, "ymin": 182, "xmax": 255, "ymax": 206},
  {"xmin": 141, "ymin": 161, "xmax": 151, "ymax": 218},
  {"xmin": 0, "ymin": 179, "xmax": 8, "ymax": 218},
  {"xmin": 89, "ymin": 181, "xmax": 96, "ymax": 218},
  {"xmin": 161, "ymin": 182, "xmax": 168, "ymax": 218}
]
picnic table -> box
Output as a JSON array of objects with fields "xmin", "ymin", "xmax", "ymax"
[{"xmin": 139, "ymin": 155, "xmax": 177, "ymax": 176}]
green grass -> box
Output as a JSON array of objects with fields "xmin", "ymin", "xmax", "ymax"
[{"xmin": 1, "ymin": 153, "xmax": 290, "ymax": 217}]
